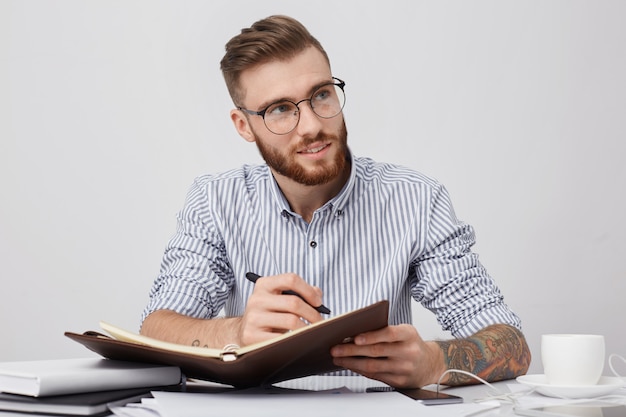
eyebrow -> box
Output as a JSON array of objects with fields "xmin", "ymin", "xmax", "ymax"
[{"xmin": 254, "ymin": 78, "xmax": 334, "ymax": 111}]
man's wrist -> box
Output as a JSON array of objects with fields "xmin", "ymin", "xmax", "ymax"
[{"xmin": 427, "ymin": 340, "xmax": 448, "ymax": 385}]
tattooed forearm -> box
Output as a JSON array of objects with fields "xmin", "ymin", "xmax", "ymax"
[{"xmin": 436, "ymin": 324, "xmax": 531, "ymax": 386}]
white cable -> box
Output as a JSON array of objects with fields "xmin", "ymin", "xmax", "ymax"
[
  {"xmin": 437, "ymin": 353, "xmax": 626, "ymax": 413},
  {"xmin": 437, "ymin": 369, "xmax": 500, "ymax": 395},
  {"xmin": 436, "ymin": 369, "xmax": 528, "ymax": 404}
]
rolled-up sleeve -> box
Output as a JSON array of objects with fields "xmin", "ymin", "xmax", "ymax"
[
  {"xmin": 141, "ymin": 177, "xmax": 233, "ymax": 325},
  {"xmin": 412, "ymin": 183, "xmax": 522, "ymax": 338}
]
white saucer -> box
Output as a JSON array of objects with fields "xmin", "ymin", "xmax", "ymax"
[{"xmin": 516, "ymin": 374, "xmax": 626, "ymax": 398}]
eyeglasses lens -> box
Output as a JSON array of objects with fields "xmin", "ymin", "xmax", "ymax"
[{"xmin": 264, "ymin": 83, "xmax": 345, "ymax": 134}]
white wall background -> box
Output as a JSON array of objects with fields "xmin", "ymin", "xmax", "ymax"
[{"xmin": 1, "ymin": 0, "xmax": 625, "ymax": 376}]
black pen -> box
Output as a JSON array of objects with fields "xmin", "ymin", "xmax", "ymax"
[{"xmin": 245, "ymin": 272, "xmax": 331, "ymax": 314}]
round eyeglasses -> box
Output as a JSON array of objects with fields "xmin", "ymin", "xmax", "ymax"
[{"xmin": 237, "ymin": 77, "xmax": 346, "ymax": 135}]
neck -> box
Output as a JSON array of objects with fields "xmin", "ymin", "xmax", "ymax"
[{"xmin": 271, "ymin": 163, "xmax": 351, "ymax": 223}]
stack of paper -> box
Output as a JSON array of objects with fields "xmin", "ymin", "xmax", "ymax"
[
  {"xmin": 109, "ymin": 387, "xmax": 454, "ymax": 417},
  {"xmin": 109, "ymin": 376, "xmax": 495, "ymax": 417}
]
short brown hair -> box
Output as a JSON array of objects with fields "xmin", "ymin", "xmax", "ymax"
[{"xmin": 220, "ymin": 15, "xmax": 330, "ymax": 105}]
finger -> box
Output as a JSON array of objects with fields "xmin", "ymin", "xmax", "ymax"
[
  {"xmin": 241, "ymin": 310, "xmax": 313, "ymax": 345},
  {"xmin": 353, "ymin": 325, "xmax": 412, "ymax": 346},
  {"xmin": 256, "ymin": 273, "xmax": 325, "ymax": 312},
  {"xmin": 333, "ymin": 356, "xmax": 416, "ymax": 388},
  {"xmin": 262, "ymin": 291, "xmax": 323, "ymax": 324},
  {"xmin": 331, "ymin": 340, "xmax": 391, "ymax": 358}
]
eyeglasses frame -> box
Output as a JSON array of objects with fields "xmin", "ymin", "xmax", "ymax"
[{"xmin": 237, "ymin": 77, "xmax": 346, "ymax": 135}]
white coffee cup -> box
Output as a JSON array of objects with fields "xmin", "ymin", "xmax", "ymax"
[{"xmin": 541, "ymin": 334, "xmax": 605, "ymax": 386}]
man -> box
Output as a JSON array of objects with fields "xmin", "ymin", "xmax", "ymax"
[{"xmin": 140, "ymin": 15, "xmax": 530, "ymax": 389}]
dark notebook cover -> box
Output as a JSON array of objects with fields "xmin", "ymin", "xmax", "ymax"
[{"xmin": 66, "ymin": 300, "xmax": 389, "ymax": 388}]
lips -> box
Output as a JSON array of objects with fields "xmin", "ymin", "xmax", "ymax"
[{"xmin": 298, "ymin": 143, "xmax": 329, "ymax": 154}]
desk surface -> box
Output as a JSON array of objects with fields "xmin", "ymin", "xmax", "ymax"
[{"xmin": 15, "ymin": 374, "xmax": 621, "ymax": 417}]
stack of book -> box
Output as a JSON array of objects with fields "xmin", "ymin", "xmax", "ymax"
[{"xmin": 0, "ymin": 358, "xmax": 182, "ymax": 416}]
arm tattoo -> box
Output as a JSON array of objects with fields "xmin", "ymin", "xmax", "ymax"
[
  {"xmin": 192, "ymin": 339, "xmax": 209, "ymax": 348},
  {"xmin": 437, "ymin": 324, "xmax": 531, "ymax": 385}
]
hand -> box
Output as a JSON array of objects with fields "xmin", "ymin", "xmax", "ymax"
[
  {"xmin": 238, "ymin": 273, "xmax": 324, "ymax": 346},
  {"xmin": 330, "ymin": 324, "xmax": 445, "ymax": 388}
]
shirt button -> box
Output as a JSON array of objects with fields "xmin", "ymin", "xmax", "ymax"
[{"xmin": 309, "ymin": 241, "xmax": 317, "ymax": 248}]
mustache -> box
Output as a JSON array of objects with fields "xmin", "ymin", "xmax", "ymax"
[{"xmin": 296, "ymin": 132, "xmax": 339, "ymax": 148}]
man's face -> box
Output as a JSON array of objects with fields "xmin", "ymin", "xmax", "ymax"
[{"xmin": 234, "ymin": 47, "xmax": 349, "ymax": 186}]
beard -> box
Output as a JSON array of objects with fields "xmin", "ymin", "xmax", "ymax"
[{"xmin": 254, "ymin": 120, "xmax": 349, "ymax": 186}]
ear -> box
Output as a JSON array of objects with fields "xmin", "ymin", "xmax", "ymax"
[{"xmin": 230, "ymin": 109, "xmax": 256, "ymax": 143}]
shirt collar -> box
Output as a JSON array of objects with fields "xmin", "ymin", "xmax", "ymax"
[{"xmin": 265, "ymin": 150, "xmax": 357, "ymax": 218}]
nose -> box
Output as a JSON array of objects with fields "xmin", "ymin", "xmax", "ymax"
[{"xmin": 294, "ymin": 99, "xmax": 323, "ymax": 137}]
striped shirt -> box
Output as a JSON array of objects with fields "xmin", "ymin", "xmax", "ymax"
[{"xmin": 142, "ymin": 155, "xmax": 521, "ymax": 338}]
